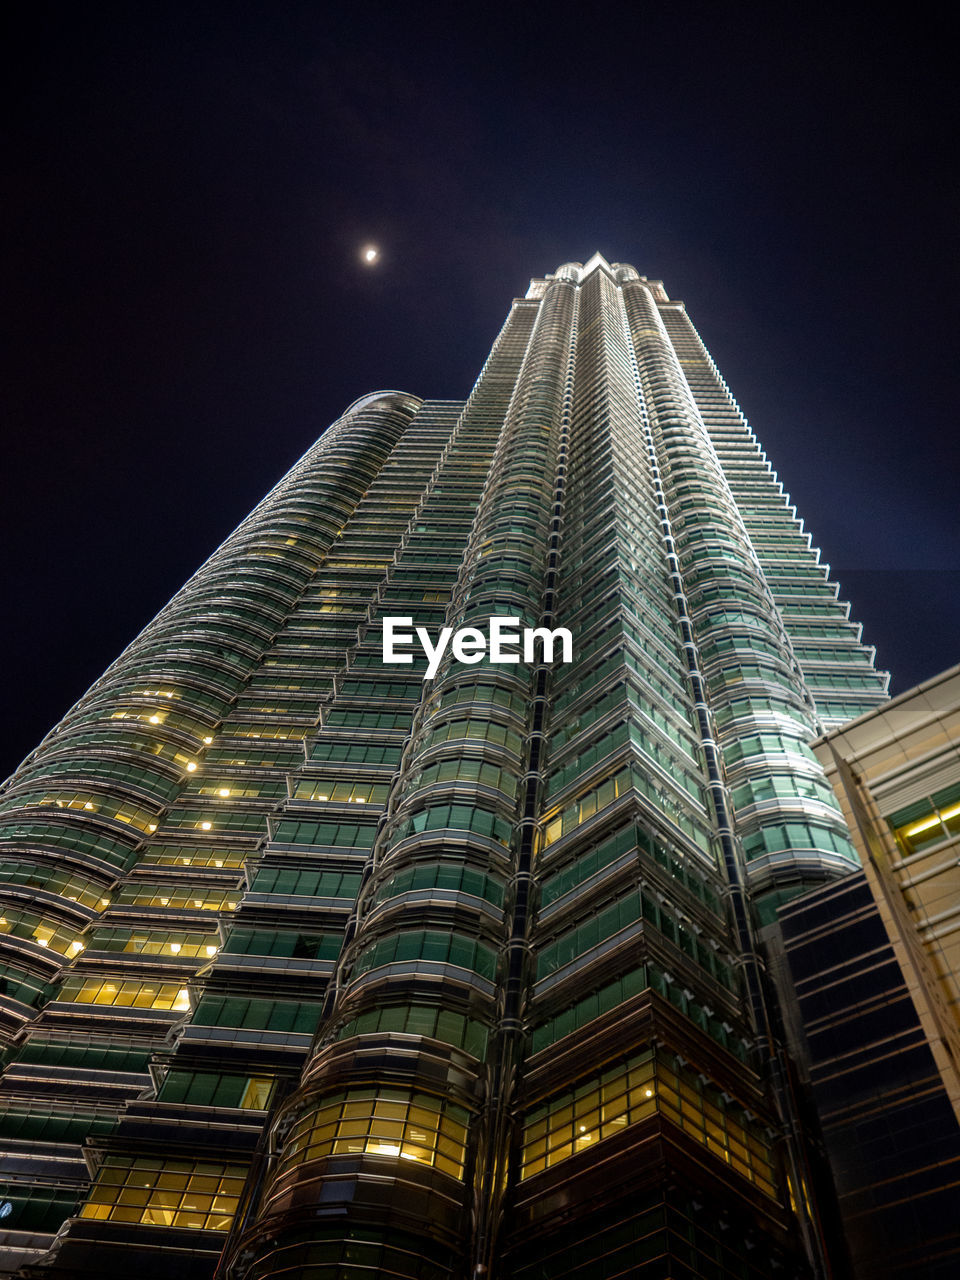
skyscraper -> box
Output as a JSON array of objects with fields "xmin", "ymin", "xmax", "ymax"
[{"xmin": 0, "ymin": 254, "xmax": 888, "ymax": 1280}]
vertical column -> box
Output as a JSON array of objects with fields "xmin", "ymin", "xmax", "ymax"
[
  {"xmin": 505, "ymin": 263, "xmax": 789, "ymax": 1280},
  {"xmin": 214, "ymin": 292, "xmax": 557, "ymax": 1280},
  {"xmin": 622, "ymin": 279, "xmax": 859, "ymax": 917},
  {"xmin": 622, "ymin": 276, "xmax": 844, "ymax": 1271}
]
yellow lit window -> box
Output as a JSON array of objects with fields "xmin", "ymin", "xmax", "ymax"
[
  {"xmin": 896, "ymin": 800, "xmax": 960, "ymax": 854},
  {"xmin": 520, "ymin": 1050, "xmax": 777, "ymax": 1198},
  {"xmin": 143, "ymin": 848, "xmax": 245, "ymax": 869},
  {"xmin": 292, "ymin": 779, "xmax": 388, "ymax": 805},
  {"xmin": 541, "ymin": 768, "xmax": 635, "ymax": 848},
  {"xmin": 280, "ymin": 1087, "xmax": 468, "ymax": 1181},
  {"xmin": 97, "ymin": 930, "xmax": 220, "ymax": 959},
  {"xmin": 16, "ymin": 789, "xmax": 160, "ymax": 834},
  {"xmin": 229, "ymin": 724, "xmax": 308, "ymax": 741},
  {"xmin": 195, "ymin": 780, "xmax": 278, "ymax": 799},
  {"xmin": 115, "ymin": 884, "xmax": 239, "ymax": 911},
  {"xmin": 81, "ymin": 1158, "xmax": 247, "ymax": 1231},
  {"xmin": 58, "ymin": 977, "xmax": 191, "ymax": 1012},
  {"xmin": 239, "ymin": 1077, "xmax": 274, "ymax": 1110},
  {"xmin": 0, "ymin": 907, "xmax": 86, "ymax": 958}
]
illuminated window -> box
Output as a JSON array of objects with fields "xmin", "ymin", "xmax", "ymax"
[
  {"xmin": 157, "ymin": 1070, "xmax": 275, "ymax": 1110},
  {"xmin": 114, "ymin": 884, "xmax": 239, "ymax": 911},
  {"xmin": 239, "ymin": 1077, "xmax": 274, "ymax": 1110},
  {"xmin": 292, "ymin": 778, "xmax": 389, "ymax": 805},
  {"xmin": 81, "ymin": 1157, "xmax": 247, "ymax": 1231},
  {"xmin": 0, "ymin": 906, "xmax": 87, "ymax": 958},
  {"xmin": 229, "ymin": 723, "xmax": 309, "ymax": 741},
  {"xmin": 0, "ymin": 864, "xmax": 127, "ymax": 907},
  {"xmin": 57, "ymin": 977, "xmax": 191, "ymax": 1012},
  {"xmin": 541, "ymin": 765, "xmax": 710, "ymax": 852},
  {"xmin": 142, "ymin": 845, "xmax": 246, "ymax": 869},
  {"xmin": 521, "ymin": 1052, "xmax": 656, "ymax": 1179},
  {"xmin": 280, "ymin": 1087, "xmax": 468, "ymax": 1180},
  {"xmin": 87, "ymin": 928, "xmax": 220, "ymax": 959},
  {"xmin": 520, "ymin": 1050, "xmax": 777, "ymax": 1197},
  {"xmin": 893, "ymin": 789, "xmax": 960, "ymax": 855},
  {"xmin": 0, "ymin": 789, "xmax": 160, "ymax": 834}
]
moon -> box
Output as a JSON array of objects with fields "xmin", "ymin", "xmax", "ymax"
[{"xmin": 361, "ymin": 245, "xmax": 380, "ymax": 265}]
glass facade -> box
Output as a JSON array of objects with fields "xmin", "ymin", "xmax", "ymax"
[
  {"xmin": 779, "ymin": 667, "xmax": 960, "ymax": 1278},
  {"xmin": 0, "ymin": 256, "xmax": 886, "ymax": 1278}
]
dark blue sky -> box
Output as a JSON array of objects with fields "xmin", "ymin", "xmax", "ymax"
[{"xmin": 3, "ymin": 1, "xmax": 959, "ymax": 779}]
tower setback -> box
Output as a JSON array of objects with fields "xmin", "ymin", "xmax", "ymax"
[{"xmin": 0, "ymin": 255, "xmax": 887, "ymax": 1279}]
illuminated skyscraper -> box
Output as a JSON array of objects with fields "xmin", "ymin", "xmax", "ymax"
[{"xmin": 0, "ymin": 255, "xmax": 887, "ymax": 1279}]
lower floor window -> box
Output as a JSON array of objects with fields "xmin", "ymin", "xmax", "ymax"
[{"xmin": 80, "ymin": 1157, "xmax": 248, "ymax": 1231}]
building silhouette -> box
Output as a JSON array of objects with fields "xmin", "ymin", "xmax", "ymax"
[{"xmin": 0, "ymin": 255, "xmax": 888, "ymax": 1278}]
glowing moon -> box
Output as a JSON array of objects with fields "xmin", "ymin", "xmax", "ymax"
[{"xmin": 361, "ymin": 245, "xmax": 380, "ymax": 265}]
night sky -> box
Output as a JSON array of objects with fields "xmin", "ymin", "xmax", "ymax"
[{"xmin": 3, "ymin": 1, "xmax": 959, "ymax": 781}]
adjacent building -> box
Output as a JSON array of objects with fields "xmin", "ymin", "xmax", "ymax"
[
  {"xmin": 0, "ymin": 255, "xmax": 888, "ymax": 1278},
  {"xmin": 780, "ymin": 666, "xmax": 960, "ymax": 1278}
]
